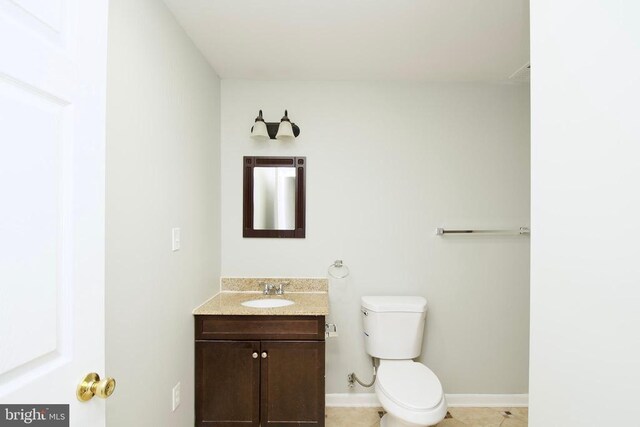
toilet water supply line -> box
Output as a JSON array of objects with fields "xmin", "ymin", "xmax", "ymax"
[{"xmin": 347, "ymin": 357, "xmax": 378, "ymax": 388}]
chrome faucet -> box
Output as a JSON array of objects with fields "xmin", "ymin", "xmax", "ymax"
[
  {"xmin": 260, "ymin": 281, "xmax": 289, "ymax": 295},
  {"xmin": 261, "ymin": 282, "xmax": 276, "ymax": 295},
  {"xmin": 275, "ymin": 282, "xmax": 289, "ymax": 295}
]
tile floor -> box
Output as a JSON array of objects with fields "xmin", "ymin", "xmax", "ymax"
[{"xmin": 325, "ymin": 407, "xmax": 528, "ymax": 427}]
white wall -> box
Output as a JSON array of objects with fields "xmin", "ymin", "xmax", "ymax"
[
  {"xmin": 221, "ymin": 81, "xmax": 530, "ymax": 394},
  {"xmin": 530, "ymin": 1, "xmax": 640, "ymax": 425},
  {"xmin": 105, "ymin": 0, "xmax": 220, "ymax": 426}
]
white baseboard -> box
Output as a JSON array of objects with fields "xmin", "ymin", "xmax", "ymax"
[
  {"xmin": 326, "ymin": 393, "xmax": 380, "ymax": 407},
  {"xmin": 325, "ymin": 393, "xmax": 528, "ymax": 408},
  {"xmin": 445, "ymin": 394, "xmax": 528, "ymax": 407}
]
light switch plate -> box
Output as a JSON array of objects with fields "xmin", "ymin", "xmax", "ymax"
[
  {"xmin": 172, "ymin": 382, "xmax": 181, "ymax": 411},
  {"xmin": 172, "ymin": 228, "xmax": 181, "ymax": 251}
]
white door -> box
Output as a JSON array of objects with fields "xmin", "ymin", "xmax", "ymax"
[{"xmin": 0, "ymin": 0, "xmax": 109, "ymax": 425}]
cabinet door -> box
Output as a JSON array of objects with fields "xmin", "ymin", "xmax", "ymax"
[
  {"xmin": 196, "ymin": 341, "xmax": 261, "ymax": 426},
  {"xmin": 261, "ymin": 341, "xmax": 325, "ymax": 426}
]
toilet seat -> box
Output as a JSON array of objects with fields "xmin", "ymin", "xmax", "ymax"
[
  {"xmin": 377, "ymin": 361, "xmax": 443, "ymax": 411},
  {"xmin": 375, "ymin": 361, "xmax": 447, "ymax": 426}
]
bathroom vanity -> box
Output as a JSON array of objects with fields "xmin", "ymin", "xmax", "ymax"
[{"xmin": 193, "ymin": 278, "xmax": 328, "ymax": 427}]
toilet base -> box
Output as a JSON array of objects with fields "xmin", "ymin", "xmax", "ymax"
[{"xmin": 380, "ymin": 413, "xmax": 437, "ymax": 427}]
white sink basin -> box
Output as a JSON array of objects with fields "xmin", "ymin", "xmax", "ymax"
[{"xmin": 241, "ymin": 299, "xmax": 295, "ymax": 308}]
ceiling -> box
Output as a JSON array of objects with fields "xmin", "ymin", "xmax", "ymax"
[{"xmin": 163, "ymin": 0, "xmax": 529, "ymax": 82}]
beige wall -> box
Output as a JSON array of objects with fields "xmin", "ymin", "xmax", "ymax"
[
  {"xmin": 105, "ymin": 0, "xmax": 220, "ymax": 425},
  {"xmin": 220, "ymin": 80, "xmax": 530, "ymax": 394}
]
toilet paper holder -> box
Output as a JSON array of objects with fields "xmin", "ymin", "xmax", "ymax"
[{"xmin": 325, "ymin": 323, "xmax": 338, "ymax": 338}]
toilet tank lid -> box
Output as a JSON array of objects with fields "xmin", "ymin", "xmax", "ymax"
[{"xmin": 361, "ymin": 296, "xmax": 427, "ymax": 313}]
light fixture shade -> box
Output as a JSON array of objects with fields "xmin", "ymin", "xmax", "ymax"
[
  {"xmin": 276, "ymin": 121, "xmax": 294, "ymax": 140},
  {"xmin": 276, "ymin": 110, "xmax": 295, "ymax": 141},
  {"xmin": 251, "ymin": 120, "xmax": 269, "ymax": 141},
  {"xmin": 251, "ymin": 110, "xmax": 269, "ymax": 141}
]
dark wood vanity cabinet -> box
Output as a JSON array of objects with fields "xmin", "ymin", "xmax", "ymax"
[
  {"xmin": 260, "ymin": 340, "xmax": 325, "ymax": 426},
  {"xmin": 196, "ymin": 341, "xmax": 261, "ymax": 425},
  {"xmin": 195, "ymin": 315, "xmax": 325, "ymax": 427}
]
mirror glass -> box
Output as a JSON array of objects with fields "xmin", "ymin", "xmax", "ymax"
[{"xmin": 253, "ymin": 167, "xmax": 296, "ymax": 230}]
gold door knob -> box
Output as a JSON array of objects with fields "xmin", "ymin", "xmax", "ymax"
[{"xmin": 77, "ymin": 373, "xmax": 117, "ymax": 402}]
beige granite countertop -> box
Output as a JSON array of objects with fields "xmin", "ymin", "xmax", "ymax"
[
  {"xmin": 220, "ymin": 277, "xmax": 327, "ymax": 293},
  {"xmin": 193, "ymin": 277, "xmax": 329, "ymax": 316},
  {"xmin": 192, "ymin": 292, "xmax": 328, "ymax": 316}
]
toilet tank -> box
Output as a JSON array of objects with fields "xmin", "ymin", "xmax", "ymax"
[{"xmin": 361, "ymin": 296, "xmax": 427, "ymax": 359}]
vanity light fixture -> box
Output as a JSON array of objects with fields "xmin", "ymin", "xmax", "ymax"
[
  {"xmin": 250, "ymin": 110, "xmax": 269, "ymax": 141},
  {"xmin": 250, "ymin": 109, "xmax": 300, "ymax": 141},
  {"xmin": 275, "ymin": 110, "xmax": 295, "ymax": 142}
]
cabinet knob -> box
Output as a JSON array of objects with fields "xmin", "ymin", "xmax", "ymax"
[
  {"xmin": 261, "ymin": 352, "xmax": 267, "ymax": 359},
  {"xmin": 252, "ymin": 352, "xmax": 258, "ymax": 359}
]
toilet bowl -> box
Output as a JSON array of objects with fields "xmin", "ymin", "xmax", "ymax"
[
  {"xmin": 360, "ymin": 296, "xmax": 447, "ymax": 427},
  {"xmin": 375, "ymin": 361, "xmax": 447, "ymax": 427}
]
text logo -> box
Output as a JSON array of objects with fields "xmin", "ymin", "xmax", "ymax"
[{"xmin": 0, "ymin": 405, "xmax": 69, "ymax": 426}]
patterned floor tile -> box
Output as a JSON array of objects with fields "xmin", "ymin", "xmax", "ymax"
[
  {"xmin": 501, "ymin": 417, "xmax": 527, "ymax": 427},
  {"xmin": 506, "ymin": 407, "xmax": 528, "ymax": 423},
  {"xmin": 447, "ymin": 407, "xmax": 506, "ymax": 427},
  {"xmin": 325, "ymin": 406, "xmax": 528, "ymax": 427},
  {"xmin": 435, "ymin": 418, "xmax": 468, "ymax": 426},
  {"xmin": 325, "ymin": 407, "xmax": 383, "ymax": 427}
]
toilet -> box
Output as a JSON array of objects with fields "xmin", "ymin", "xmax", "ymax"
[{"xmin": 361, "ymin": 296, "xmax": 447, "ymax": 427}]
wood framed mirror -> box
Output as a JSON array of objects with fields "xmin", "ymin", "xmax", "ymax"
[{"xmin": 243, "ymin": 156, "xmax": 306, "ymax": 238}]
